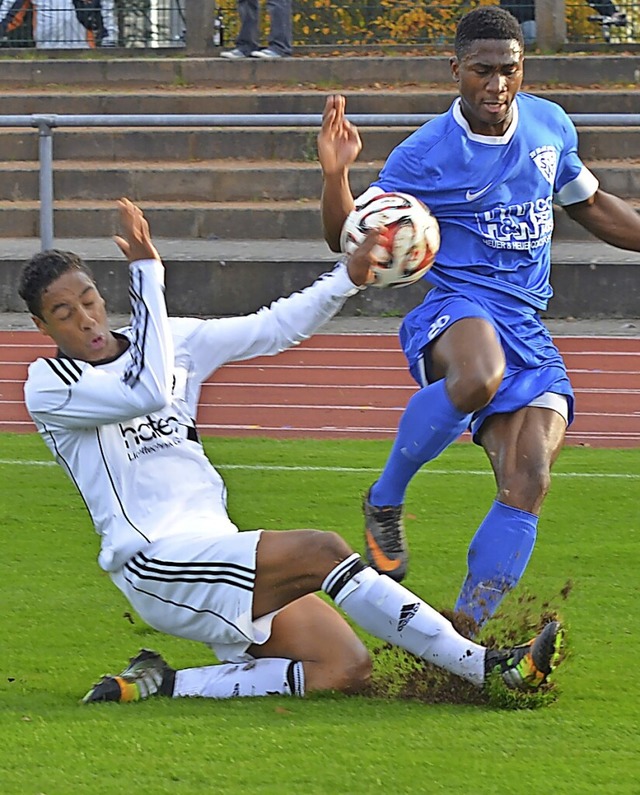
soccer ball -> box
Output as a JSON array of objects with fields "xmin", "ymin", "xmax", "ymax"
[{"xmin": 340, "ymin": 192, "xmax": 440, "ymax": 289}]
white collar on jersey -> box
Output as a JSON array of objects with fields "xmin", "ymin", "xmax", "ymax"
[{"xmin": 452, "ymin": 96, "xmax": 519, "ymax": 145}]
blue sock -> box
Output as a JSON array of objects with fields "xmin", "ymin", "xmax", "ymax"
[
  {"xmin": 370, "ymin": 379, "xmax": 471, "ymax": 506},
  {"xmin": 454, "ymin": 501, "xmax": 538, "ymax": 629}
]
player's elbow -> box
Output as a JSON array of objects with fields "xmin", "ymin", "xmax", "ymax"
[
  {"xmin": 135, "ymin": 395, "xmax": 169, "ymax": 416},
  {"xmin": 134, "ymin": 381, "xmax": 172, "ymax": 415},
  {"xmin": 323, "ymin": 225, "xmax": 343, "ymax": 253},
  {"xmin": 148, "ymin": 393, "xmax": 171, "ymax": 414}
]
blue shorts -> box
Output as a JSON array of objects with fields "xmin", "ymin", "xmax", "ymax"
[{"xmin": 399, "ymin": 287, "xmax": 575, "ymax": 442}]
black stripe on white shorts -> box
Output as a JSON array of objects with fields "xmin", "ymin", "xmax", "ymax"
[{"xmin": 125, "ymin": 551, "xmax": 256, "ymax": 592}]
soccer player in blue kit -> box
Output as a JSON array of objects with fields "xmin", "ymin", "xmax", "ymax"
[{"xmin": 318, "ymin": 5, "xmax": 640, "ymax": 632}]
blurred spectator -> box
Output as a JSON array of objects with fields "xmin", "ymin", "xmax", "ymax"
[
  {"xmin": 587, "ymin": 1, "xmax": 621, "ymax": 15},
  {"xmin": 0, "ymin": 0, "xmax": 33, "ymax": 45},
  {"xmin": 32, "ymin": 0, "xmax": 117, "ymax": 48},
  {"xmin": 501, "ymin": 0, "xmax": 625, "ymax": 45},
  {"xmin": 499, "ymin": 1, "xmax": 535, "ymax": 44},
  {"xmin": 220, "ymin": 0, "xmax": 292, "ymax": 60}
]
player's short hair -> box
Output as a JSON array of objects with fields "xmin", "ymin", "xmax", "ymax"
[
  {"xmin": 455, "ymin": 5, "xmax": 524, "ymax": 58},
  {"xmin": 19, "ymin": 249, "xmax": 93, "ymax": 318}
]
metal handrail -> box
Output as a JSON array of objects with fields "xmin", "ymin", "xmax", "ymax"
[
  {"xmin": 2, "ymin": 112, "xmax": 640, "ymax": 250},
  {"xmin": 3, "ymin": 112, "xmax": 640, "ymax": 127}
]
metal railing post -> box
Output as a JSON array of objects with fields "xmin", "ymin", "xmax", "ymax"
[{"xmin": 34, "ymin": 115, "xmax": 56, "ymax": 251}]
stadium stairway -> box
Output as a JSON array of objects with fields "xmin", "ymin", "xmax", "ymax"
[{"xmin": 1, "ymin": 54, "xmax": 640, "ymax": 318}]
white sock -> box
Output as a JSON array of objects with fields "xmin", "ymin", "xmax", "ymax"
[
  {"xmin": 323, "ymin": 555, "xmax": 486, "ymax": 685},
  {"xmin": 173, "ymin": 658, "xmax": 305, "ymax": 699}
]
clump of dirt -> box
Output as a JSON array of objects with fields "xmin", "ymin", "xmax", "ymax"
[
  {"xmin": 366, "ymin": 643, "xmax": 488, "ymax": 706},
  {"xmin": 364, "ymin": 581, "xmax": 572, "ymax": 710}
]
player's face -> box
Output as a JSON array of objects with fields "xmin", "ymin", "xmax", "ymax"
[
  {"xmin": 33, "ymin": 269, "xmax": 121, "ymax": 362},
  {"xmin": 451, "ymin": 39, "xmax": 524, "ymax": 136}
]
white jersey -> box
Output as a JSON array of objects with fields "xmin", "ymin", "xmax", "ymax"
[{"xmin": 24, "ymin": 257, "xmax": 359, "ymax": 572}]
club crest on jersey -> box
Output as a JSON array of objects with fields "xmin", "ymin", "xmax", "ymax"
[{"xmin": 530, "ymin": 146, "xmax": 557, "ymax": 185}]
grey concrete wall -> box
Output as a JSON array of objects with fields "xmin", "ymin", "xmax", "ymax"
[
  {"xmin": 1, "ymin": 56, "xmax": 640, "ymax": 89},
  {"xmin": 3, "ymin": 255, "xmax": 638, "ymax": 319}
]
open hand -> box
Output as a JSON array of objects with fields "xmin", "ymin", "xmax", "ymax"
[
  {"xmin": 318, "ymin": 94, "xmax": 362, "ymax": 176},
  {"xmin": 113, "ymin": 198, "xmax": 161, "ymax": 263}
]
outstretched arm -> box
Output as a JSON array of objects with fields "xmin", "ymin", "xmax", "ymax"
[
  {"xmin": 318, "ymin": 94, "xmax": 363, "ymax": 252},
  {"xmin": 564, "ymin": 189, "xmax": 640, "ymax": 250},
  {"xmin": 181, "ymin": 229, "xmax": 383, "ymax": 382}
]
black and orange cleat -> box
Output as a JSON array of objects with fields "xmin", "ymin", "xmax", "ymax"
[
  {"xmin": 485, "ymin": 621, "xmax": 564, "ymax": 691},
  {"xmin": 82, "ymin": 649, "xmax": 176, "ymax": 704},
  {"xmin": 363, "ymin": 487, "xmax": 409, "ymax": 583}
]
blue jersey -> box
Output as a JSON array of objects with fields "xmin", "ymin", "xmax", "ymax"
[{"xmin": 369, "ymin": 93, "xmax": 598, "ymax": 310}]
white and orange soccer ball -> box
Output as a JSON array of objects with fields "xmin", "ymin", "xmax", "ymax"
[{"xmin": 340, "ymin": 191, "xmax": 440, "ymax": 289}]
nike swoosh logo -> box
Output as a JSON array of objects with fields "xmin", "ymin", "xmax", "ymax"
[
  {"xmin": 365, "ymin": 528, "xmax": 401, "ymax": 572},
  {"xmin": 465, "ymin": 183, "xmax": 494, "ymax": 201},
  {"xmin": 476, "ymin": 581, "xmax": 503, "ymax": 594}
]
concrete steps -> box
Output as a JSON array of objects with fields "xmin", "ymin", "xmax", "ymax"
[
  {"xmin": 2, "ymin": 155, "xmax": 640, "ymax": 239},
  {"xmin": 0, "ymin": 198, "xmax": 324, "ymax": 238},
  {"xmin": 2, "ymin": 126, "xmax": 639, "ymax": 162},
  {"xmin": 3, "ymin": 159, "xmax": 640, "ymax": 203},
  {"xmin": 5, "ymin": 197, "xmax": 640, "ymax": 241},
  {"xmin": 0, "ymin": 161, "xmax": 335, "ymax": 203},
  {"xmin": 1, "ymin": 56, "xmax": 640, "ymax": 317},
  {"xmin": 3, "ymin": 87, "xmax": 639, "ymax": 114},
  {"xmin": 1, "ymin": 237, "xmax": 639, "ymax": 320},
  {"xmin": 1, "ymin": 55, "xmax": 639, "ymax": 89}
]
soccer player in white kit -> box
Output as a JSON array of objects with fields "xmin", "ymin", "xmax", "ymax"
[{"xmin": 20, "ymin": 198, "xmax": 563, "ymax": 704}]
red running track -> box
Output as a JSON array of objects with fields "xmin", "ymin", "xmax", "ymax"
[{"xmin": 1, "ymin": 331, "xmax": 639, "ymax": 448}]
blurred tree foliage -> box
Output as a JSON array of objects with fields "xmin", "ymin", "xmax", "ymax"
[
  {"xmin": 1, "ymin": 0, "xmax": 636, "ymax": 50},
  {"xmin": 566, "ymin": 0, "xmax": 638, "ymax": 44},
  {"xmin": 290, "ymin": 0, "xmax": 496, "ymax": 46}
]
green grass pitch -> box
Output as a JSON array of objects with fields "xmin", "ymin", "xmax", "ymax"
[{"xmin": 0, "ymin": 433, "xmax": 638, "ymax": 794}]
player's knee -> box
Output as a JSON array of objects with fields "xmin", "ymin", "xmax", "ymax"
[
  {"xmin": 499, "ymin": 467, "xmax": 551, "ymax": 512},
  {"xmin": 310, "ymin": 530, "xmax": 355, "ymax": 571},
  {"xmin": 524, "ymin": 467, "xmax": 551, "ymax": 504},
  {"xmin": 341, "ymin": 647, "xmax": 373, "ymax": 693},
  {"xmin": 449, "ymin": 363, "xmax": 504, "ymax": 413},
  {"xmin": 325, "ymin": 645, "xmax": 373, "ymax": 694},
  {"xmin": 529, "ymin": 468, "xmax": 552, "ymax": 507}
]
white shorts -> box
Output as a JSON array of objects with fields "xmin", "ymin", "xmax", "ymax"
[{"xmin": 110, "ymin": 529, "xmax": 279, "ymax": 663}]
